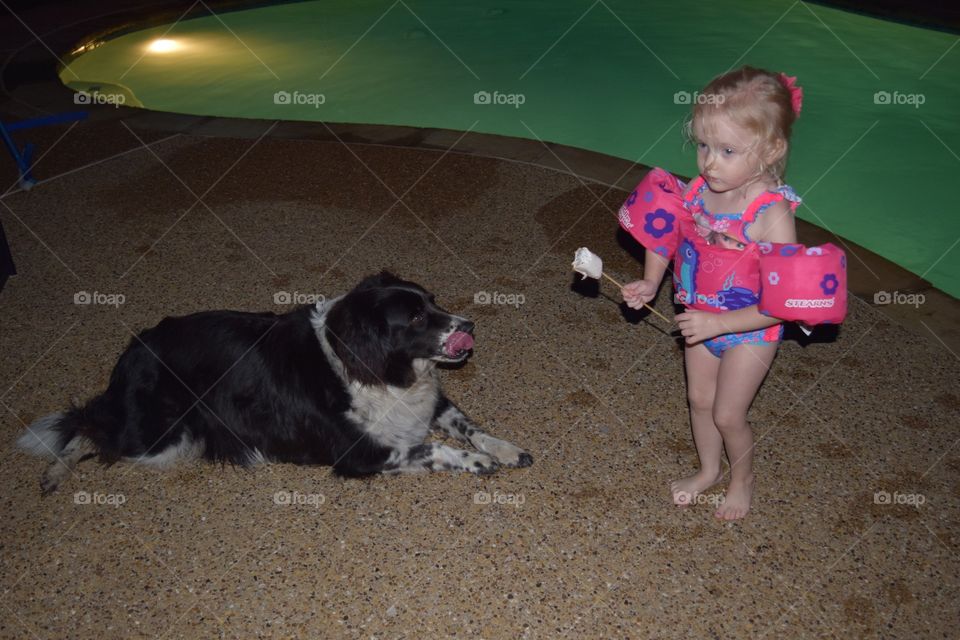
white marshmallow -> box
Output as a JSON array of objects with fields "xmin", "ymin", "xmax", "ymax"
[{"xmin": 572, "ymin": 247, "xmax": 604, "ymax": 280}]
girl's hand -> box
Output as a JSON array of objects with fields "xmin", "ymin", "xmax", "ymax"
[
  {"xmin": 675, "ymin": 309, "xmax": 723, "ymax": 344},
  {"xmin": 622, "ymin": 279, "xmax": 658, "ymax": 309}
]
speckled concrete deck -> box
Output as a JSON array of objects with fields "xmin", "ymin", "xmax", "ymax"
[{"xmin": 1, "ymin": 130, "xmax": 958, "ymax": 639}]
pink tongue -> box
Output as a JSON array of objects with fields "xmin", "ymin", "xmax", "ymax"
[{"xmin": 444, "ymin": 331, "xmax": 474, "ymax": 356}]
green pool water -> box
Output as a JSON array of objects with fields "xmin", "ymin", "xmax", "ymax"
[{"xmin": 61, "ymin": 0, "xmax": 960, "ymax": 297}]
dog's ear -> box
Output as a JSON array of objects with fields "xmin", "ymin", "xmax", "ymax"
[
  {"xmin": 383, "ymin": 351, "xmax": 415, "ymax": 388},
  {"xmin": 326, "ymin": 302, "xmax": 391, "ymax": 386},
  {"xmin": 328, "ymin": 273, "xmax": 418, "ymax": 387}
]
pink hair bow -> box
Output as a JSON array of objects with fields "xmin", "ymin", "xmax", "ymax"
[{"xmin": 779, "ymin": 73, "xmax": 803, "ymax": 116}]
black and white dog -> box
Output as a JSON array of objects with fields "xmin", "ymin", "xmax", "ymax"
[{"xmin": 18, "ymin": 272, "xmax": 532, "ymax": 493}]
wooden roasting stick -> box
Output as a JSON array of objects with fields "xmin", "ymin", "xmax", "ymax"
[{"xmin": 572, "ymin": 248, "xmax": 673, "ymax": 325}]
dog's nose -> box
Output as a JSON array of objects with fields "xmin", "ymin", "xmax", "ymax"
[{"xmin": 460, "ymin": 319, "xmax": 475, "ymax": 334}]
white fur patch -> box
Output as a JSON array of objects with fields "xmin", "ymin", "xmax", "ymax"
[
  {"xmin": 133, "ymin": 432, "xmax": 204, "ymax": 467},
  {"xmin": 472, "ymin": 433, "xmax": 527, "ymax": 466},
  {"xmin": 310, "ymin": 295, "xmax": 346, "ymax": 381},
  {"xmin": 17, "ymin": 412, "xmax": 66, "ymax": 459},
  {"xmin": 345, "ymin": 363, "xmax": 438, "ymax": 449},
  {"xmin": 430, "ymin": 444, "xmax": 474, "ymax": 468},
  {"xmin": 310, "ymin": 295, "xmax": 341, "ymax": 334},
  {"xmin": 433, "ymin": 404, "xmax": 465, "ymax": 435}
]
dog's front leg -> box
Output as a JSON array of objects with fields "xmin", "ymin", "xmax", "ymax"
[
  {"xmin": 432, "ymin": 397, "xmax": 533, "ymax": 468},
  {"xmin": 381, "ymin": 443, "xmax": 499, "ymax": 475}
]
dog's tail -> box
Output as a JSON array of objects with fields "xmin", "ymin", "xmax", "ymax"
[
  {"xmin": 17, "ymin": 411, "xmax": 77, "ymax": 458},
  {"xmin": 17, "ymin": 409, "xmax": 96, "ymax": 494}
]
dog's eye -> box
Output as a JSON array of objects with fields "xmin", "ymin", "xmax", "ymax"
[{"xmin": 411, "ymin": 312, "xmax": 426, "ymax": 326}]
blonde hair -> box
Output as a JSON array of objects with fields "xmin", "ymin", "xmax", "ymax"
[{"xmin": 682, "ymin": 66, "xmax": 797, "ymax": 182}]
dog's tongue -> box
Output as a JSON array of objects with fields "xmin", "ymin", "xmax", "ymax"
[{"xmin": 444, "ymin": 331, "xmax": 474, "ymax": 357}]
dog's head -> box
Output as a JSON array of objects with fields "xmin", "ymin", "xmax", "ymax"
[{"xmin": 325, "ymin": 271, "xmax": 475, "ymax": 387}]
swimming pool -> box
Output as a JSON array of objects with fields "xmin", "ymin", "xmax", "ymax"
[{"xmin": 60, "ymin": 0, "xmax": 960, "ymax": 297}]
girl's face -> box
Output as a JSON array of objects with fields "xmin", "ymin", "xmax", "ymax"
[{"xmin": 693, "ymin": 115, "xmax": 764, "ymax": 193}]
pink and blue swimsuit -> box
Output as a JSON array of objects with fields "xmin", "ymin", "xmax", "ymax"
[{"xmin": 619, "ymin": 168, "xmax": 802, "ymax": 358}]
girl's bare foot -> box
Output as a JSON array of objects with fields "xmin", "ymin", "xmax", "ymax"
[
  {"xmin": 715, "ymin": 474, "xmax": 754, "ymax": 520},
  {"xmin": 670, "ymin": 470, "xmax": 722, "ymax": 506}
]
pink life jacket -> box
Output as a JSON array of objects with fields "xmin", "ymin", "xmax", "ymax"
[{"xmin": 618, "ymin": 167, "xmax": 847, "ymax": 325}]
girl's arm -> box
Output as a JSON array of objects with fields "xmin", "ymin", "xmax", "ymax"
[
  {"xmin": 644, "ymin": 249, "xmax": 670, "ymax": 287},
  {"xmin": 622, "ymin": 250, "xmax": 670, "ymax": 309},
  {"xmin": 623, "ymin": 178, "xmax": 688, "ymax": 308},
  {"xmin": 751, "ymin": 199, "xmax": 797, "ymax": 245}
]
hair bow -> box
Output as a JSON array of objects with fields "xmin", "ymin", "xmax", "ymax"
[{"xmin": 779, "ymin": 73, "xmax": 803, "ymax": 117}]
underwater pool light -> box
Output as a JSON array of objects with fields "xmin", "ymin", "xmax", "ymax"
[{"xmin": 147, "ymin": 39, "xmax": 180, "ymax": 54}]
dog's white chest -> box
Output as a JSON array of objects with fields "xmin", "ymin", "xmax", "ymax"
[{"xmin": 349, "ymin": 369, "xmax": 438, "ymax": 449}]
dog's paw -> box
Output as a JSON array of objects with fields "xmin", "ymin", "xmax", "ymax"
[
  {"xmin": 40, "ymin": 470, "xmax": 63, "ymax": 495},
  {"xmin": 463, "ymin": 452, "xmax": 500, "ymax": 475},
  {"xmin": 479, "ymin": 437, "xmax": 534, "ymax": 468},
  {"xmin": 515, "ymin": 451, "xmax": 534, "ymax": 468}
]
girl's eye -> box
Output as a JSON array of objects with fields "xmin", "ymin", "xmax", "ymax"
[
  {"xmin": 697, "ymin": 142, "xmax": 707, "ymax": 150},
  {"xmin": 723, "ymin": 148, "xmax": 735, "ymax": 155}
]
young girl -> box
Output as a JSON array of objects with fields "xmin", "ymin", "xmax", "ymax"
[{"xmin": 621, "ymin": 66, "xmax": 804, "ymax": 520}]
